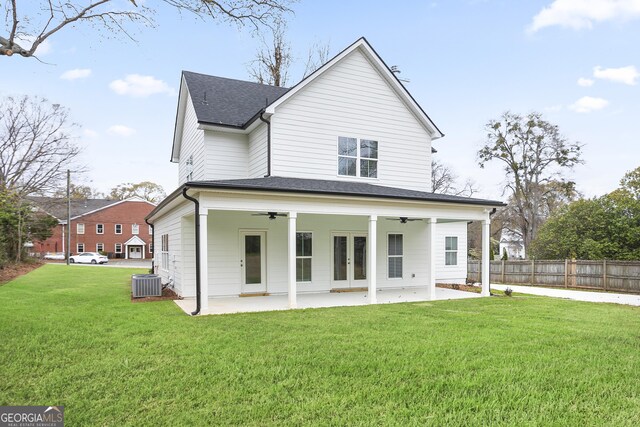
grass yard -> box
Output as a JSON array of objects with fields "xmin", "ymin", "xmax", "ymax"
[{"xmin": 1, "ymin": 265, "xmax": 640, "ymax": 425}]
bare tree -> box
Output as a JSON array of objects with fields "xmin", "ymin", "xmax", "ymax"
[
  {"xmin": 247, "ymin": 20, "xmax": 292, "ymax": 86},
  {"xmin": 302, "ymin": 39, "xmax": 330, "ymax": 78},
  {"xmin": 1, "ymin": 0, "xmax": 294, "ymax": 58},
  {"xmin": 109, "ymin": 181, "xmax": 166, "ymax": 203},
  {"xmin": 478, "ymin": 111, "xmax": 582, "ymax": 251},
  {"xmin": 0, "ymin": 95, "xmax": 83, "ymax": 197},
  {"xmin": 431, "ymin": 159, "xmax": 478, "ymax": 197}
]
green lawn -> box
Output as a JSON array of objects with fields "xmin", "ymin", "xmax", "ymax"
[{"xmin": 1, "ymin": 265, "xmax": 640, "ymax": 426}]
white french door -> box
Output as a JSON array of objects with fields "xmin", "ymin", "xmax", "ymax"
[
  {"xmin": 240, "ymin": 231, "xmax": 267, "ymax": 293},
  {"xmin": 331, "ymin": 233, "xmax": 367, "ymax": 289}
]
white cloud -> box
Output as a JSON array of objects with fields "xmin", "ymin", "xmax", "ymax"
[
  {"xmin": 528, "ymin": 0, "xmax": 640, "ymax": 33},
  {"xmin": 14, "ymin": 35, "xmax": 52, "ymax": 55},
  {"xmin": 83, "ymin": 129, "xmax": 99, "ymax": 138},
  {"xmin": 577, "ymin": 77, "xmax": 594, "ymax": 87},
  {"xmin": 569, "ymin": 96, "xmax": 609, "ymax": 113},
  {"xmin": 107, "ymin": 125, "xmax": 136, "ymax": 137},
  {"xmin": 60, "ymin": 68, "xmax": 92, "ymax": 80},
  {"xmin": 593, "ymin": 65, "xmax": 639, "ymax": 85},
  {"xmin": 109, "ymin": 74, "xmax": 175, "ymax": 97}
]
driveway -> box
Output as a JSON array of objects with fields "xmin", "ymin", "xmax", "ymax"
[
  {"xmin": 491, "ymin": 284, "xmax": 640, "ymax": 307},
  {"xmin": 46, "ymin": 259, "xmax": 151, "ymax": 269}
]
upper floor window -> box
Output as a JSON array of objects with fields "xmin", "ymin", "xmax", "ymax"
[
  {"xmin": 132, "ymin": 224, "xmax": 139, "ymax": 235},
  {"xmin": 338, "ymin": 136, "xmax": 378, "ymax": 178},
  {"xmin": 185, "ymin": 155, "xmax": 194, "ymax": 181},
  {"xmin": 77, "ymin": 223, "xmax": 85, "ymax": 234},
  {"xmin": 148, "ymin": 225, "xmax": 153, "ymax": 235},
  {"xmin": 115, "ymin": 224, "xmax": 122, "ymax": 234},
  {"xmin": 96, "ymin": 224, "xmax": 104, "ymax": 234}
]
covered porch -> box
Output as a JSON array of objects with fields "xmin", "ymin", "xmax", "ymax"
[{"xmin": 175, "ymin": 286, "xmax": 482, "ymax": 315}]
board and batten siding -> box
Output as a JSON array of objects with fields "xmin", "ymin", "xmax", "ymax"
[
  {"xmin": 177, "ymin": 95, "xmax": 205, "ymax": 184},
  {"xmin": 270, "ymin": 48, "xmax": 433, "ymax": 192},
  {"xmin": 248, "ymin": 123, "xmax": 268, "ymax": 178},
  {"xmin": 204, "ymin": 131, "xmax": 249, "ymax": 180}
]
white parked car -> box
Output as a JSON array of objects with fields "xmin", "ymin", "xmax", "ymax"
[
  {"xmin": 43, "ymin": 252, "xmax": 66, "ymax": 260},
  {"xmin": 69, "ymin": 252, "xmax": 108, "ymax": 265}
]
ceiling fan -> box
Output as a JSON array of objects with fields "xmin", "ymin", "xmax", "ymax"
[
  {"xmin": 251, "ymin": 211, "xmax": 287, "ymax": 220},
  {"xmin": 386, "ymin": 217, "xmax": 423, "ymax": 224}
]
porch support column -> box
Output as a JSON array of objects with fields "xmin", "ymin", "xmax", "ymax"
[
  {"xmin": 481, "ymin": 217, "xmax": 491, "ymax": 297},
  {"xmin": 199, "ymin": 210, "xmax": 209, "ymax": 312},
  {"xmin": 288, "ymin": 211, "xmax": 297, "ymax": 309},
  {"xmin": 368, "ymin": 215, "xmax": 377, "ymax": 304},
  {"xmin": 427, "ymin": 218, "xmax": 437, "ymax": 300}
]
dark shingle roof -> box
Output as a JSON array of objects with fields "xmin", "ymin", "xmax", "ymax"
[
  {"xmin": 185, "ymin": 177, "xmax": 503, "ymax": 206},
  {"xmin": 182, "ymin": 71, "xmax": 290, "ymax": 128},
  {"xmin": 27, "ymin": 197, "xmax": 119, "ymax": 221}
]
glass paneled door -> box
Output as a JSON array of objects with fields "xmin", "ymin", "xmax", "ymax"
[
  {"xmin": 331, "ymin": 233, "xmax": 368, "ymax": 289},
  {"xmin": 240, "ymin": 231, "xmax": 267, "ymax": 293}
]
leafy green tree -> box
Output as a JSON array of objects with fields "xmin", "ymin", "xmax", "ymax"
[
  {"xmin": 529, "ymin": 189, "xmax": 640, "ymax": 260},
  {"xmin": 109, "ymin": 181, "xmax": 166, "ymax": 204},
  {"xmin": 0, "ymin": 190, "xmax": 58, "ymax": 264},
  {"xmin": 478, "ymin": 112, "xmax": 582, "ymax": 253}
]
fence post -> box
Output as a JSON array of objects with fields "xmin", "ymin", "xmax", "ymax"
[
  {"xmin": 571, "ymin": 259, "xmax": 577, "ymax": 288},
  {"xmin": 603, "ymin": 259, "xmax": 607, "ymax": 291},
  {"xmin": 501, "ymin": 260, "xmax": 505, "ymax": 283},
  {"xmin": 531, "ymin": 259, "xmax": 535, "ymax": 285},
  {"xmin": 564, "ymin": 259, "xmax": 568, "ymax": 288}
]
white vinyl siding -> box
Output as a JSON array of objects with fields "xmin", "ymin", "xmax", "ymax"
[
  {"xmin": 248, "ymin": 123, "xmax": 268, "ymax": 178},
  {"xmin": 204, "ymin": 131, "xmax": 249, "ymax": 180},
  {"xmin": 178, "ymin": 95, "xmax": 206, "ymax": 184},
  {"xmin": 435, "ymin": 222, "xmax": 467, "ymax": 283},
  {"xmin": 271, "ymin": 48, "xmax": 432, "ymax": 191}
]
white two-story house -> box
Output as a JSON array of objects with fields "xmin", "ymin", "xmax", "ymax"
[{"xmin": 146, "ymin": 37, "xmax": 503, "ymax": 315}]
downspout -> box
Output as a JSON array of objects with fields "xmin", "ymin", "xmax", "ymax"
[
  {"xmin": 488, "ymin": 207, "xmax": 497, "ymax": 295},
  {"xmin": 144, "ymin": 218, "xmax": 154, "ymax": 273},
  {"xmin": 182, "ymin": 187, "xmax": 201, "ymax": 316},
  {"xmin": 259, "ymin": 110, "xmax": 272, "ymax": 177}
]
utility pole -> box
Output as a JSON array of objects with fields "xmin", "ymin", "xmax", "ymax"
[{"xmin": 66, "ymin": 170, "xmax": 71, "ymax": 265}]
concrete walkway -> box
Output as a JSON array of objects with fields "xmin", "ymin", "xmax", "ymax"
[
  {"xmin": 175, "ymin": 287, "xmax": 482, "ymax": 315},
  {"xmin": 491, "ymin": 284, "xmax": 640, "ymax": 307}
]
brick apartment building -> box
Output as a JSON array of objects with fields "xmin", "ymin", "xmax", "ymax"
[{"xmin": 29, "ymin": 197, "xmax": 156, "ymax": 259}]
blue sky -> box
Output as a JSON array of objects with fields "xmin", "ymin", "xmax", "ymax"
[{"xmin": 3, "ymin": 0, "xmax": 639, "ymax": 200}]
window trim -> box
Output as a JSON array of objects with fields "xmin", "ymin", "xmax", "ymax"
[
  {"xmin": 296, "ymin": 231, "xmax": 312, "ymax": 283},
  {"xmin": 445, "ymin": 236, "xmax": 459, "ymax": 266},
  {"xmin": 337, "ymin": 136, "xmax": 379, "ymax": 179},
  {"xmin": 96, "ymin": 243, "xmax": 104, "ymax": 253},
  {"xmin": 387, "ymin": 233, "xmax": 403, "ymax": 279},
  {"xmin": 115, "ymin": 243, "xmax": 123, "ymax": 254},
  {"xmin": 76, "ymin": 243, "xmax": 85, "ymax": 253},
  {"xmin": 77, "ymin": 223, "xmax": 85, "ymax": 235},
  {"xmin": 115, "ymin": 224, "xmax": 122, "ymax": 234},
  {"xmin": 161, "ymin": 234, "xmax": 169, "ymax": 272},
  {"xmin": 132, "ymin": 224, "xmax": 139, "ymax": 235},
  {"xmin": 96, "ymin": 223, "xmax": 104, "ymax": 234}
]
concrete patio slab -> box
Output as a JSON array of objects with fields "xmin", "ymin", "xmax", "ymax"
[{"xmin": 175, "ymin": 286, "xmax": 482, "ymax": 315}]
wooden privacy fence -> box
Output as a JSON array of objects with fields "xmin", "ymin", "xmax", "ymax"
[{"xmin": 467, "ymin": 259, "xmax": 640, "ymax": 294}]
